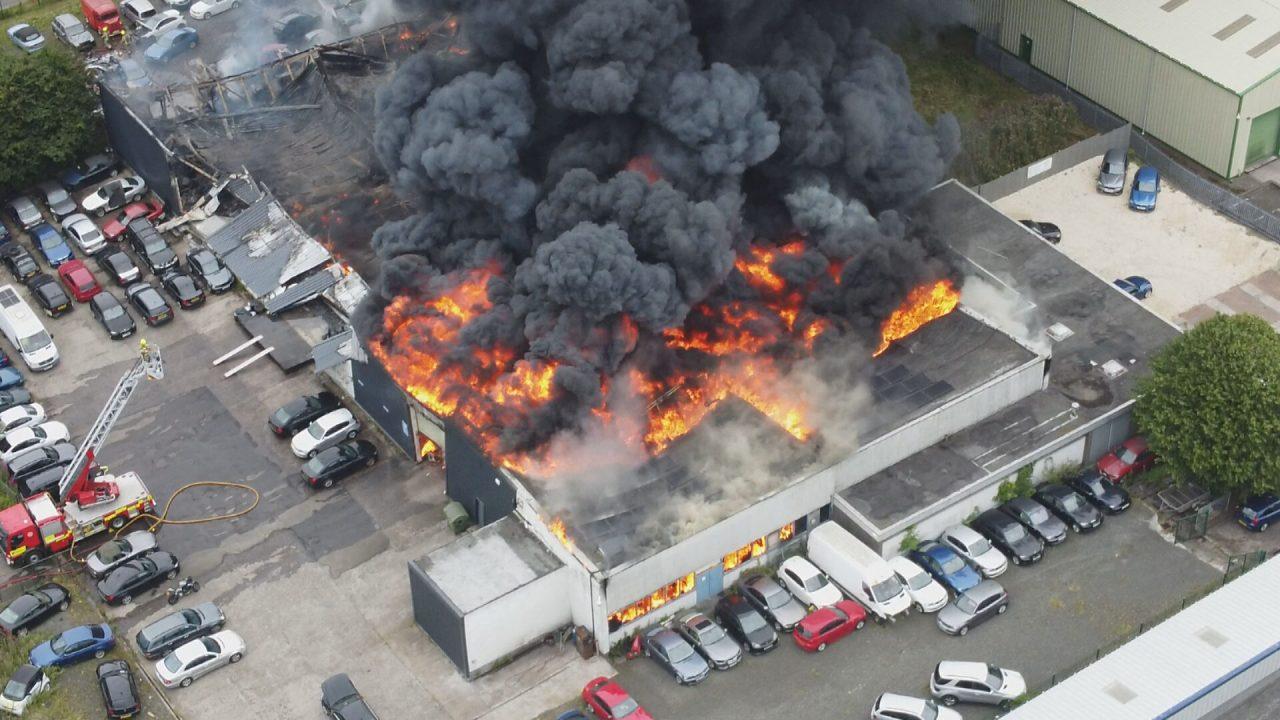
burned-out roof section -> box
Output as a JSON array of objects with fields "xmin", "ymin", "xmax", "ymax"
[
  {"xmin": 839, "ymin": 181, "xmax": 1182, "ymax": 530},
  {"xmin": 414, "ymin": 515, "xmax": 562, "ymax": 613},
  {"xmin": 206, "ymin": 197, "xmax": 331, "ymax": 298}
]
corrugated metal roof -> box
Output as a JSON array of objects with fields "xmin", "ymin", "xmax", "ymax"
[
  {"xmin": 206, "ymin": 198, "xmax": 331, "ymax": 299},
  {"xmin": 324, "ymin": 270, "xmax": 369, "ymax": 319},
  {"xmin": 1007, "ymin": 556, "xmax": 1280, "ymax": 719},
  {"xmin": 1067, "ymin": 0, "xmax": 1280, "ymax": 93},
  {"xmin": 311, "ymin": 328, "xmax": 365, "ymax": 372},
  {"xmin": 263, "ymin": 266, "xmax": 340, "ymax": 315}
]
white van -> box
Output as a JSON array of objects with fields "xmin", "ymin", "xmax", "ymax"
[
  {"xmin": 807, "ymin": 521, "xmax": 911, "ymax": 622},
  {"xmin": 0, "ymin": 286, "xmax": 58, "ymax": 371}
]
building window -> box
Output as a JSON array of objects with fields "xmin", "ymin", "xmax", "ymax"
[
  {"xmin": 777, "ymin": 522, "xmax": 795, "ymax": 543},
  {"xmin": 723, "ymin": 536, "xmax": 767, "ymax": 571},
  {"xmin": 608, "ymin": 573, "xmax": 696, "ymax": 632}
]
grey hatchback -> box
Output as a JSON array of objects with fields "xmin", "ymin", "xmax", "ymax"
[
  {"xmin": 640, "ymin": 627, "xmax": 710, "ymax": 685},
  {"xmin": 1097, "ymin": 148, "xmax": 1127, "ymax": 194},
  {"xmin": 936, "ymin": 581, "xmax": 1008, "ymax": 636},
  {"xmin": 674, "ymin": 611, "xmax": 742, "ymax": 670},
  {"xmin": 741, "ymin": 575, "xmax": 807, "ymax": 632},
  {"xmin": 999, "ymin": 497, "xmax": 1067, "ymax": 545},
  {"xmin": 134, "ymin": 602, "xmax": 225, "ymax": 659}
]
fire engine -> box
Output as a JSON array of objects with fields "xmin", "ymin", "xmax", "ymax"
[{"xmin": 0, "ymin": 341, "xmax": 162, "ymax": 567}]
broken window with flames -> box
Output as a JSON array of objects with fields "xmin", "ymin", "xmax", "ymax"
[
  {"xmin": 723, "ymin": 536, "xmax": 767, "ymax": 572},
  {"xmin": 608, "ymin": 573, "xmax": 696, "ymax": 632}
]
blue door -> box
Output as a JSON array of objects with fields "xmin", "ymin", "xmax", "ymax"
[{"xmin": 696, "ymin": 566, "xmax": 724, "ymax": 602}]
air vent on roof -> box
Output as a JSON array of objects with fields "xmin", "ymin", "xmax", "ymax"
[
  {"xmin": 1249, "ymin": 31, "xmax": 1280, "ymax": 58},
  {"xmin": 1105, "ymin": 681, "xmax": 1138, "ymax": 704},
  {"xmin": 1160, "ymin": 0, "xmax": 1189, "ymax": 10},
  {"xmin": 1101, "ymin": 359, "xmax": 1127, "ymax": 379},
  {"xmin": 0, "ymin": 288, "xmax": 19, "ymax": 309},
  {"xmin": 1215, "ymin": 15, "xmax": 1255, "ymax": 40},
  {"xmin": 1196, "ymin": 626, "xmax": 1229, "ymax": 649},
  {"xmin": 1046, "ymin": 322, "xmax": 1074, "ymax": 342}
]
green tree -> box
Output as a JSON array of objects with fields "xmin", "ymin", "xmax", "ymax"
[
  {"xmin": 0, "ymin": 49, "xmax": 102, "ymax": 194},
  {"xmin": 1135, "ymin": 314, "xmax": 1280, "ymax": 496}
]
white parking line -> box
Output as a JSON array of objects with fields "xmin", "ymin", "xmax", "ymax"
[
  {"xmin": 1241, "ymin": 282, "xmax": 1280, "ymax": 316},
  {"xmin": 1204, "ymin": 298, "xmax": 1237, "ymax": 316}
]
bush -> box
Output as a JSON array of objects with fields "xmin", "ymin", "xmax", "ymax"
[
  {"xmin": 962, "ymin": 95, "xmax": 1086, "ymax": 183},
  {"xmin": 996, "ymin": 466, "xmax": 1037, "ymax": 503},
  {"xmin": 898, "ymin": 525, "xmax": 922, "ymax": 553}
]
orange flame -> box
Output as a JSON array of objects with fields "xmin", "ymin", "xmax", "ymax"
[
  {"xmin": 873, "ymin": 279, "xmax": 960, "ymax": 357},
  {"xmin": 548, "ymin": 517, "xmax": 574, "ymax": 551}
]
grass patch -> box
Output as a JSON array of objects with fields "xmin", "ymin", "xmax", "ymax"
[{"xmin": 895, "ymin": 29, "xmax": 1094, "ymax": 187}]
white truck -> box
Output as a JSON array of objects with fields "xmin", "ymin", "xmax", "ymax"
[
  {"xmin": 807, "ymin": 521, "xmax": 912, "ymax": 622},
  {"xmin": 0, "ymin": 285, "xmax": 58, "ymax": 371}
]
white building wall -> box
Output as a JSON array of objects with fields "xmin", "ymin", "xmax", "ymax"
[
  {"xmin": 322, "ymin": 360, "xmax": 354, "ymax": 398},
  {"xmin": 463, "ymin": 566, "xmax": 573, "ymax": 675},
  {"xmin": 1179, "ymin": 644, "xmax": 1280, "ymax": 719}
]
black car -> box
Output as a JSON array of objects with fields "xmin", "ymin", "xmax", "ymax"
[
  {"xmin": 125, "ymin": 282, "xmax": 173, "ymax": 326},
  {"xmin": 303, "ymin": 440, "xmax": 377, "ymax": 489},
  {"xmin": 1, "ymin": 244, "xmax": 39, "ymax": 282},
  {"xmin": 95, "ymin": 248, "xmax": 141, "ymax": 286},
  {"xmin": 713, "ymin": 593, "xmax": 777, "ymax": 654},
  {"xmin": 16, "ymin": 464, "xmax": 68, "ymax": 498},
  {"xmin": 1000, "ymin": 497, "xmax": 1069, "ymax": 545},
  {"xmin": 0, "ymin": 583, "xmax": 70, "ymax": 637},
  {"xmin": 1034, "ymin": 483, "xmax": 1104, "ymax": 533},
  {"xmin": 0, "ymin": 388, "xmax": 32, "ymax": 413},
  {"xmin": 1067, "ymin": 469, "xmax": 1132, "ymax": 514},
  {"xmin": 274, "ymin": 10, "xmax": 320, "ymax": 42},
  {"xmin": 26, "ymin": 273, "xmax": 72, "ymax": 318},
  {"xmin": 970, "ymin": 509, "xmax": 1044, "ymax": 566},
  {"xmin": 96, "ymin": 550, "xmax": 179, "ymax": 605},
  {"xmin": 1019, "ymin": 220, "xmax": 1061, "ymax": 244},
  {"xmin": 7, "ymin": 441, "xmax": 73, "ymax": 480},
  {"xmin": 134, "ymin": 602, "xmax": 225, "ymax": 659},
  {"xmin": 60, "ymin": 154, "xmax": 118, "ymax": 191},
  {"xmin": 160, "ymin": 269, "xmax": 205, "ymax": 309},
  {"xmin": 90, "ymin": 291, "xmax": 136, "ymax": 340},
  {"xmin": 321, "ymin": 673, "xmax": 379, "ymax": 720},
  {"xmin": 269, "ymin": 392, "xmax": 342, "ymax": 437},
  {"xmin": 186, "ymin": 248, "xmax": 234, "ymax": 293},
  {"xmin": 97, "ymin": 660, "xmax": 141, "ymax": 720},
  {"xmin": 127, "ymin": 221, "xmax": 177, "ymax": 274}
]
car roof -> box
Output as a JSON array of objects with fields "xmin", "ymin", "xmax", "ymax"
[
  {"xmin": 965, "ymin": 580, "xmax": 1005, "ymax": 602},
  {"xmin": 1103, "ymin": 148, "xmax": 1125, "ymax": 161},
  {"xmin": 319, "ymin": 408, "xmax": 353, "ymax": 424},
  {"xmin": 321, "ymin": 672, "xmax": 357, "ymax": 699},
  {"xmin": 779, "ymin": 555, "xmax": 820, "ymax": 578},
  {"xmin": 936, "ymin": 660, "xmax": 993, "ymax": 682},
  {"xmin": 591, "ymin": 678, "xmax": 630, "ymax": 705},
  {"xmin": 876, "ymin": 693, "xmax": 926, "ymax": 712},
  {"xmin": 1136, "ymin": 166, "xmax": 1158, "ymax": 179},
  {"xmin": 10, "ymin": 664, "xmax": 40, "ymax": 684},
  {"xmin": 887, "ymin": 555, "xmax": 925, "ymax": 575},
  {"xmin": 798, "ymin": 606, "xmax": 838, "ymax": 630},
  {"xmin": 1038, "ymin": 483, "xmax": 1071, "ymax": 498},
  {"xmin": 919, "ymin": 541, "xmax": 953, "ymax": 558},
  {"xmin": 743, "ymin": 574, "xmax": 781, "ymax": 591},
  {"xmin": 945, "ymin": 524, "xmax": 984, "ymax": 543}
]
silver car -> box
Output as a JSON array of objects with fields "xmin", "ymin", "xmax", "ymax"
[
  {"xmin": 51, "ymin": 13, "xmax": 95, "ymax": 51},
  {"xmin": 640, "ymin": 627, "xmax": 709, "ymax": 685},
  {"xmin": 154, "ymin": 630, "xmax": 245, "ymax": 688},
  {"xmin": 6, "ymin": 24, "xmax": 44, "ymax": 53},
  {"xmin": 8, "ymin": 196, "xmax": 42, "ymax": 229},
  {"xmin": 936, "ymin": 580, "xmax": 1009, "ymax": 636},
  {"xmin": 741, "ymin": 575, "xmax": 807, "ymax": 631},
  {"xmin": 63, "ymin": 214, "xmax": 106, "ymax": 254},
  {"xmin": 1097, "ymin": 148, "xmax": 1127, "ymax": 194},
  {"xmin": 85, "ymin": 530, "xmax": 158, "ymax": 579},
  {"xmin": 930, "ymin": 661, "xmax": 1027, "ymax": 708},
  {"xmin": 872, "ymin": 692, "xmax": 962, "ymax": 720},
  {"xmin": 940, "ymin": 525, "xmax": 1008, "ymax": 578},
  {"xmin": 673, "ymin": 612, "xmax": 742, "ymax": 670},
  {"xmin": 37, "ymin": 182, "xmax": 75, "ymax": 218}
]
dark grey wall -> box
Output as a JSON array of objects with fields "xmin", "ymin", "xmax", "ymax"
[
  {"xmin": 975, "ymin": 123, "xmax": 1132, "ymax": 202},
  {"xmin": 352, "ymin": 358, "xmax": 416, "ymax": 458},
  {"xmin": 445, "ymin": 423, "xmax": 515, "ymax": 526},
  {"xmin": 407, "ymin": 560, "xmax": 468, "ymax": 676},
  {"xmin": 98, "ymin": 86, "xmax": 180, "ymax": 211}
]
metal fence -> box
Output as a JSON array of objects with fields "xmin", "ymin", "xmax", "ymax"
[{"xmin": 975, "ymin": 123, "xmax": 1131, "ymax": 202}]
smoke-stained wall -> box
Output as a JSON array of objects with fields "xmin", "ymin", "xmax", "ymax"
[
  {"xmin": 352, "ymin": 357, "xmax": 416, "ymax": 457},
  {"xmin": 445, "ymin": 422, "xmax": 516, "ymax": 525},
  {"xmin": 99, "ymin": 85, "xmax": 180, "ymax": 211}
]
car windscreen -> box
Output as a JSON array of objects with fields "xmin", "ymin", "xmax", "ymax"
[
  {"xmin": 1001, "ymin": 522, "xmax": 1027, "ymax": 542},
  {"xmin": 1026, "ymin": 505, "xmax": 1049, "ymax": 523},
  {"xmin": 693, "ymin": 622, "xmax": 724, "ymax": 644},
  {"xmin": 763, "ymin": 585, "xmax": 789, "ymax": 609},
  {"xmin": 902, "ymin": 569, "xmax": 931, "ymax": 591},
  {"xmin": 986, "ymin": 665, "xmax": 1004, "ymax": 689},
  {"xmin": 2, "ymin": 678, "xmax": 29, "ymax": 701},
  {"xmin": 613, "ymin": 698, "xmax": 639, "ymax": 717},
  {"xmin": 303, "ymin": 456, "xmax": 327, "ymax": 474},
  {"xmin": 1137, "ymin": 180, "xmax": 1157, "ymax": 193},
  {"xmin": 97, "ymin": 539, "xmax": 128, "ymax": 562},
  {"xmin": 308, "ymin": 422, "xmax": 327, "ymax": 439},
  {"xmin": 1060, "ymin": 493, "xmax": 1085, "ymax": 512},
  {"xmin": 967, "ymin": 536, "xmax": 992, "ymax": 555},
  {"xmin": 19, "ymin": 331, "xmax": 51, "ymax": 353},
  {"xmin": 939, "ymin": 552, "xmax": 965, "ymax": 575},
  {"xmin": 162, "ymin": 653, "xmax": 182, "ymax": 673},
  {"xmin": 64, "ymin": 20, "xmax": 86, "ymax": 34},
  {"xmin": 804, "ymin": 574, "xmax": 828, "ymax": 592},
  {"xmin": 665, "ymin": 640, "xmax": 694, "ymax": 663},
  {"xmin": 954, "ymin": 593, "xmax": 979, "ymax": 614},
  {"xmin": 736, "ymin": 609, "xmax": 766, "ymax": 633},
  {"xmin": 37, "ymin": 233, "xmax": 62, "ymax": 251},
  {"xmin": 1103, "ymin": 160, "xmax": 1124, "ymax": 174},
  {"xmin": 102, "ymin": 304, "xmax": 126, "ymax": 320},
  {"xmin": 869, "ymin": 575, "xmax": 904, "ymax": 602}
]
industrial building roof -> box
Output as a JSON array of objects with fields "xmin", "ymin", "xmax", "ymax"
[
  {"xmin": 414, "ymin": 516, "xmax": 562, "ymax": 614},
  {"xmin": 1006, "ymin": 556, "xmax": 1280, "ymax": 719},
  {"xmin": 204, "ymin": 197, "xmax": 332, "ymax": 299},
  {"xmin": 1067, "ymin": 0, "xmax": 1280, "ymax": 93},
  {"xmin": 839, "ymin": 180, "xmax": 1182, "ymax": 531}
]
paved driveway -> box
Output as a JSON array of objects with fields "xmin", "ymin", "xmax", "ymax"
[{"xmin": 609, "ymin": 504, "xmax": 1218, "ymax": 719}]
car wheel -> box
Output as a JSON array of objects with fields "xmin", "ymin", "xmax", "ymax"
[
  {"xmin": 999, "ymin": 700, "xmax": 1012, "ymax": 710},
  {"xmin": 230, "ymin": 652, "xmax": 242, "ymax": 663},
  {"xmin": 180, "ymin": 677, "xmax": 193, "ymax": 688},
  {"xmin": 58, "ymin": 600, "xmax": 69, "ymax": 611},
  {"xmin": 308, "ymin": 449, "xmax": 318, "ymax": 459},
  {"xmin": 1012, "ymin": 556, "xmax": 1023, "ymax": 566},
  {"xmin": 109, "ymin": 516, "xmax": 126, "ymax": 531},
  {"xmin": 167, "ymin": 570, "xmax": 178, "ymax": 580},
  {"xmin": 94, "ymin": 648, "xmax": 106, "ymax": 659},
  {"xmin": 322, "ymin": 478, "xmax": 334, "ymax": 489},
  {"xmin": 365, "ymin": 458, "xmax": 375, "ymax": 467},
  {"xmin": 346, "ymin": 430, "xmax": 357, "ymax": 439},
  {"xmin": 25, "ymin": 550, "xmax": 44, "ymax": 567},
  {"xmin": 816, "ymin": 642, "xmax": 826, "ymax": 652},
  {"xmin": 122, "ymin": 593, "xmax": 134, "ymax": 604},
  {"xmin": 191, "ymin": 581, "xmax": 201, "ymax": 592},
  {"xmin": 855, "ymin": 619, "xmax": 865, "ymax": 630},
  {"xmin": 232, "ymin": 1, "xmax": 239, "ymax": 6},
  {"xmin": 95, "ymin": 208, "xmax": 105, "ymax": 218},
  {"xmin": 941, "ymin": 695, "xmax": 958, "ymax": 706},
  {"xmin": 1072, "ymin": 523, "xmax": 1081, "ymax": 533},
  {"xmin": 913, "ymin": 602, "xmax": 923, "ymax": 613},
  {"xmin": 1262, "ymin": 522, "xmax": 1270, "ymax": 532},
  {"xmin": 15, "ymin": 627, "xmax": 27, "ymax": 638},
  {"xmin": 997, "ymin": 604, "xmax": 1008, "ymax": 615}
]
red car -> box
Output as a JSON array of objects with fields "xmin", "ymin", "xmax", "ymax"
[
  {"xmin": 581, "ymin": 677, "xmax": 652, "ymax": 720},
  {"xmin": 793, "ymin": 599, "xmax": 867, "ymax": 653},
  {"xmin": 1097, "ymin": 436, "xmax": 1156, "ymax": 481},
  {"xmin": 57, "ymin": 260, "xmax": 102, "ymax": 302},
  {"xmin": 101, "ymin": 200, "xmax": 165, "ymax": 242}
]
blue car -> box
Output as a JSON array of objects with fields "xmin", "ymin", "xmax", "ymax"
[
  {"xmin": 0, "ymin": 366, "xmax": 23, "ymax": 390},
  {"xmin": 29, "ymin": 223, "xmax": 72, "ymax": 267},
  {"xmin": 1114, "ymin": 275, "xmax": 1153, "ymax": 300},
  {"xmin": 144, "ymin": 26, "xmax": 198, "ymax": 63},
  {"xmin": 1239, "ymin": 495, "xmax": 1280, "ymax": 532},
  {"xmin": 29, "ymin": 624, "xmax": 114, "ymax": 668},
  {"xmin": 910, "ymin": 540, "xmax": 981, "ymax": 595},
  {"xmin": 1129, "ymin": 166, "xmax": 1160, "ymax": 211}
]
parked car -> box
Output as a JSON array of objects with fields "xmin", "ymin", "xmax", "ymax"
[
  {"xmin": 0, "ymin": 389, "xmax": 30, "ymax": 413},
  {"xmin": 134, "ymin": 602, "xmax": 225, "ymax": 660},
  {"xmin": 673, "ymin": 611, "xmax": 741, "ymax": 671},
  {"xmin": 714, "ymin": 592, "xmax": 777, "ymax": 654},
  {"xmin": 160, "ymin": 269, "xmax": 205, "ymax": 309},
  {"xmin": 273, "ymin": 10, "xmax": 319, "ymax": 42},
  {"xmin": 138, "ymin": 10, "xmax": 183, "ymax": 39},
  {"xmin": 970, "ymin": 509, "xmax": 1044, "ymax": 566},
  {"xmin": 909, "ymin": 541, "xmax": 981, "ymax": 595},
  {"xmin": 793, "ymin": 599, "xmax": 866, "ymax": 653},
  {"xmin": 120, "ymin": 0, "xmax": 158, "ymax": 27},
  {"xmin": 1239, "ymin": 494, "xmax": 1280, "ymax": 532},
  {"xmin": 186, "ymin": 248, "xmax": 234, "ymax": 292},
  {"xmin": 86, "ymin": 530, "xmax": 158, "ymax": 579},
  {"xmin": 939, "ymin": 525, "xmax": 1008, "ymax": 578},
  {"xmin": 291, "ymin": 408, "xmax": 361, "ymax": 459},
  {"xmin": 329, "ymin": 0, "xmax": 364, "ymax": 28},
  {"xmin": 96, "ymin": 660, "xmax": 141, "ymax": 720},
  {"xmin": 60, "ymin": 154, "xmax": 118, "ymax": 191},
  {"xmin": 57, "ymin": 259, "xmax": 101, "ymax": 302},
  {"xmin": 1000, "ymin": 497, "xmax": 1068, "ymax": 545},
  {"xmin": 581, "ymin": 677, "xmax": 653, "ymax": 720},
  {"xmin": 887, "ymin": 555, "xmax": 948, "ymax": 613},
  {"xmin": 302, "ymin": 440, "xmax": 377, "ymax": 489},
  {"xmin": 0, "ymin": 367, "xmax": 23, "ymax": 392},
  {"xmin": 63, "ymin": 213, "xmax": 107, "ymax": 254},
  {"xmin": 0, "ymin": 421, "xmax": 69, "ymax": 464},
  {"xmin": 7, "ymin": 442, "xmax": 74, "ymax": 485},
  {"xmin": 7, "ymin": 197, "xmax": 42, "ymax": 230},
  {"xmin": 37, "ymin": 181, "xmax": 76, "ymax": 218},
  {"xmin": 26, "ymin": 274, "xmax": 71, "ymax": 318},
  {"xmin": 82, "ymin": 177, "xmax": 146, "ymax": 217},
  {"xmin": 930, "ymin": 661, "xmax": 1027, "ymax": 708},
  {"xmin": 7, "ymin": 24, "xmax": 44, "ymax": 52},
  {"xmin": 30, "ymin": 223, "xmax": 73, "ymax": 267},
  {"xmin": 0, "ymin": 664, "xmax": 49, "ymax": 715},
  {"xmin": 2, "ymin": 244, "xmax": 40, "ymax": 283},
  {"xmin": 1018, "ymin": 220, "xmax": 1060, "ymax": 244},
  {"xmin": 96, "ymin": 248, "xmax": 142, "ymax": 286},
  {"xmin": 16, "ymin": 465, "xmax": 65, "ymax": 499},
  {"xmin": 1114, "ymin": 275, "xmax": 1153, "ymax": 300},
  {"xmin": 128, "ymin": 221, "xmax": 177, "ymax": 273},
  {"xmin": 155, "ymin": 631, "xmax": 244, "ymax": 689},
  {"xmin": 51, "ymin": 13, "xmax": 95, "ymax": 50},
  {"xmin": 777, "ymin": 556, "xmax": 843, "ymax": 608},
  {"xmin": 1129, "ymin": 166, "xmax": 1160, "ymax": 211},
  {"xmin": 936, "ymin": 580, "xmax": 1009, "ymax": 636},
  {"xmin": 1067, "ymin": 469, "xmax": 1131, "ymax": 514},
  {"xmin": 29, "ymin": 623, "xmax": 114, "ymax": 668},
  {"xmin": 320, "ymin": 673, "xmax": 378, "ymax": 720},
  {"xmin": 0, "ymin": 404, "xmax": 44, "ymax": 435},
  {"xmin": 1097, "ymin": 436, "xmax": 1156, "ymax": 481},
  {"xmin": 96, "ymin": 550, "xmax": 180, "ymax": 605},
  {"xmin": 90, "ymin": 291, "xmax": 136, "ymax": 340},
  {"xmin": 189, "ymin": 0, "xmax": 239, "ymax": 19},
  {"xmin": 125, "ymin": 282, "xmax": 173, "ymax": 326},
  {"xmin": 872, "ymin": 693, "xmax": 961, "ymax": 720},
  {"xmin": 0, "ymin": 583, "xmax": 69, "ymax": 637},
  {"xmin": 102, "ymin": 200, "xmax": 164, "ymax": 241},
  {"xmin": 1034, "ymin": 484, "xmax": 1103, "ymax": 533},
  {"xmin": 269, "ymin": 392, "xmax": 342, "ymax": 437},
  {"xmin": 640, "ymin": 626, "xmax": 709, "ymax": 685},
  {"xmin": 144, "ymin": 25, "xmax": 198, "ymax": 63},
  {"xmin": 1097, "ymin": 147, "xmax": 1127, "ymax": 194},
  {"xmin": 741, "ymin": 574, "xmax": 806, "ymax": 632}
]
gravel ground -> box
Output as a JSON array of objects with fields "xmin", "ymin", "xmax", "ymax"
[{"xmin": 994, "ymin": 159, "xmax": 1280, "ymax": 325}]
